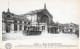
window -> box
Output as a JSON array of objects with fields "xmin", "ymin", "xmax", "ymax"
[
  {"xmin": 14, "ymin": 21, "xmax": 17, "ymax": 23},
  {"xmin": 14, "ymin": 24, "xmax": 17, "ymax": 31},
  {"xmin": 24, "ymin": 26, "xmax": 26, "ymax": 30},
  {"xmin": 24, "ymin": 22, "xmax": 26, "ymax": 24},
  {"xmin": 28, "ymin": 22, "xmax": 30, "ymax": 24},
  {"xmin": 42, "ymin": 26, "xmax": 45, "ymax": 30},
  {"xmin": 7, "ymin": 15, "xmax": 10, "ymax": 18},
  {"xmin": 20, "ymin": 21, "xmax": 22, "ymax": 23},
  {"xmin": 41, "ymin": 15, "xmax": 49, "ymax": 23}
]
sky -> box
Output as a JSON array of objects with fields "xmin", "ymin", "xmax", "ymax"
[{"xmin": 0, "ymin": 0, "xmax": 79, "ymax": 24}]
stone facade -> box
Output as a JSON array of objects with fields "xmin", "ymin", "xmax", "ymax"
[
  {"xmin": 2, "ymin": 4, "xmax": 56, "ymax": 34},
  {"xmin": 57, "ymin": 23, "xmax": 79, "ymax": 34},
  {"xmin": 2, "ymin": 4, "xmax": 79, "ymax": 35}
]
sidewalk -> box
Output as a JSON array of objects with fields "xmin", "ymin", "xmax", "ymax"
[{"xmin": 2, "ymin": 31, "xmax": 78, "ymax": 41}]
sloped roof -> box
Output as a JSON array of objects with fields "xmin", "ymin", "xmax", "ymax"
[
  {"xmin": 13, "ymin": 14, "xmax": 30, "ymax": 22},
  {"xmin": 2, "ymin": 11, "xmax": 14, "ymax": 16},
  {"xmin": 23, "ymin": 8, "xmax": 53, "ymax": 19},
  {"xmin": 57, "ymin": 23, "xmax": 79, "ymax": 29},
  {"xmin": 23, "ymin": 9, "xmax": 45, "ymax": 16}
]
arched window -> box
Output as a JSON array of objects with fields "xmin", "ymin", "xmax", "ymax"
[
  {"xmin": 40, "ymin": 15, "xmax": 49, "ymax": 23},
  {"xmin": 7, "ymin": 15, "xmax": 10, "ymax": 18}
]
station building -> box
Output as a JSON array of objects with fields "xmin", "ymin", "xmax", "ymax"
[
  {"xmin": 2, "ymin": 4, "xmax": 58, "ymax": 34},
  {"xmin": 2, "ymin": 4, "xmax": 79, "ymax": 35}
]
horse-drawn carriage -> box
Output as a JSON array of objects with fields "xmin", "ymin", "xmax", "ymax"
[{"xmin": 22, "ymin": 26, "xmax": 41, "ymax": 35}]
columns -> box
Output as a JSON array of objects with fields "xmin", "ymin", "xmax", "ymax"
[
  {"xmin": 72, "ymin": 29, "xmax": 76, "ymax": 34},
  {"xmin": 45, "ymin": 23, "xmax": 48, "ymax": 31},
  {"xmin": 22, "ymin": 21, "xmax": 24, "ymax": 31},
  {"xmin": 40, "ymin": 26, "xmax": 42, "ymax": 31},
  {"xmin": 11, "ymin": 23, "xmax": 14, "ymax": 33},
  {"xmin": 44, "ymin": 23, "xmax": 48, "ymax": 33},
  {"xmin": 17, "ymin": 21, "xmax": 20, "ymax": 32},
  {"xmin": 2, "ymin": 22, "xmax": 6, "ymax": 33}
]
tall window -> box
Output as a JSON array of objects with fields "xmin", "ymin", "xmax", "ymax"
[
  {"xmin": 24, "ymin": 26, "xmax": 26, "ymax": 30},
  {"xmin": 14, "ymin": 24, "xmax": 17, "ymax": 31},
  {"xmin": 20, "ymin": 21, "xmax": 22, "ymax": 23}
]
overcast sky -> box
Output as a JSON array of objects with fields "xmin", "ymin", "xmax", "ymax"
[{"xmin": 0, "ymin": 0, "xmax": 79, "ymax": 24}]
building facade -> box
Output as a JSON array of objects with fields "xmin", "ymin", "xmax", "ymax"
[
  {"xmin": 2, "ymin": 4, "xmax": 57, "ymax": 34},
  {"xmin": 2, "ymin": 8, "xmax": 31, "ymax": 33},
  {"xmin": 57, "ymin": 23, "xmax": 79, "ymax": 34},
  {"xmin": 2, "ymin": 4, "xmax": 79, "ymax": 35}
]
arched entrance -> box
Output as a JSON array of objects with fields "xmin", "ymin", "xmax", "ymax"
[
  {"xmin": 40, "ymin": 15, "xmax": 49, "ymax": 23},
  {"xmin": 40, "ymin": 15, "xmax": 49, "ymax": 33}
]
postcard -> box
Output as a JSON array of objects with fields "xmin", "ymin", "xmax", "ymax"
[{"xmin": 0, "ymin": 0, "xmax": 79, "ymax": 49}]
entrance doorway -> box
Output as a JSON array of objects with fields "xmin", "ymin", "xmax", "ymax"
[
  {"xmin": 6, "ymin": 24, "xmax": 11, "ymax": 33},
  {"xmin": 42, "ymin": 26, "xmax": 45, "ymax": 31}
]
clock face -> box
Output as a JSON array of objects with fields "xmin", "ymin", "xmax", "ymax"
[{"xmin": 5, "ymin": 43, "xmax": 12, "ymax": 49}]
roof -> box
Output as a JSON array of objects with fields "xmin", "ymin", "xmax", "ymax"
[
  {"xmin": 13, "ymin": 14, "xmax": 30, "ymax": 22},
  {"xmin": 23, "ymin": 9, "xmax": 45, "ymax": 16},
  {"xmin": 3, "ymin": 7, "xmax": 53, "ymax": 23},
  {"xmin": 23, "ymin": 8, "xmax": 53, "ymax": 20},
  {"xmin": 2, "ymin": 11, "xmax": 14, "ymax": 16}
]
